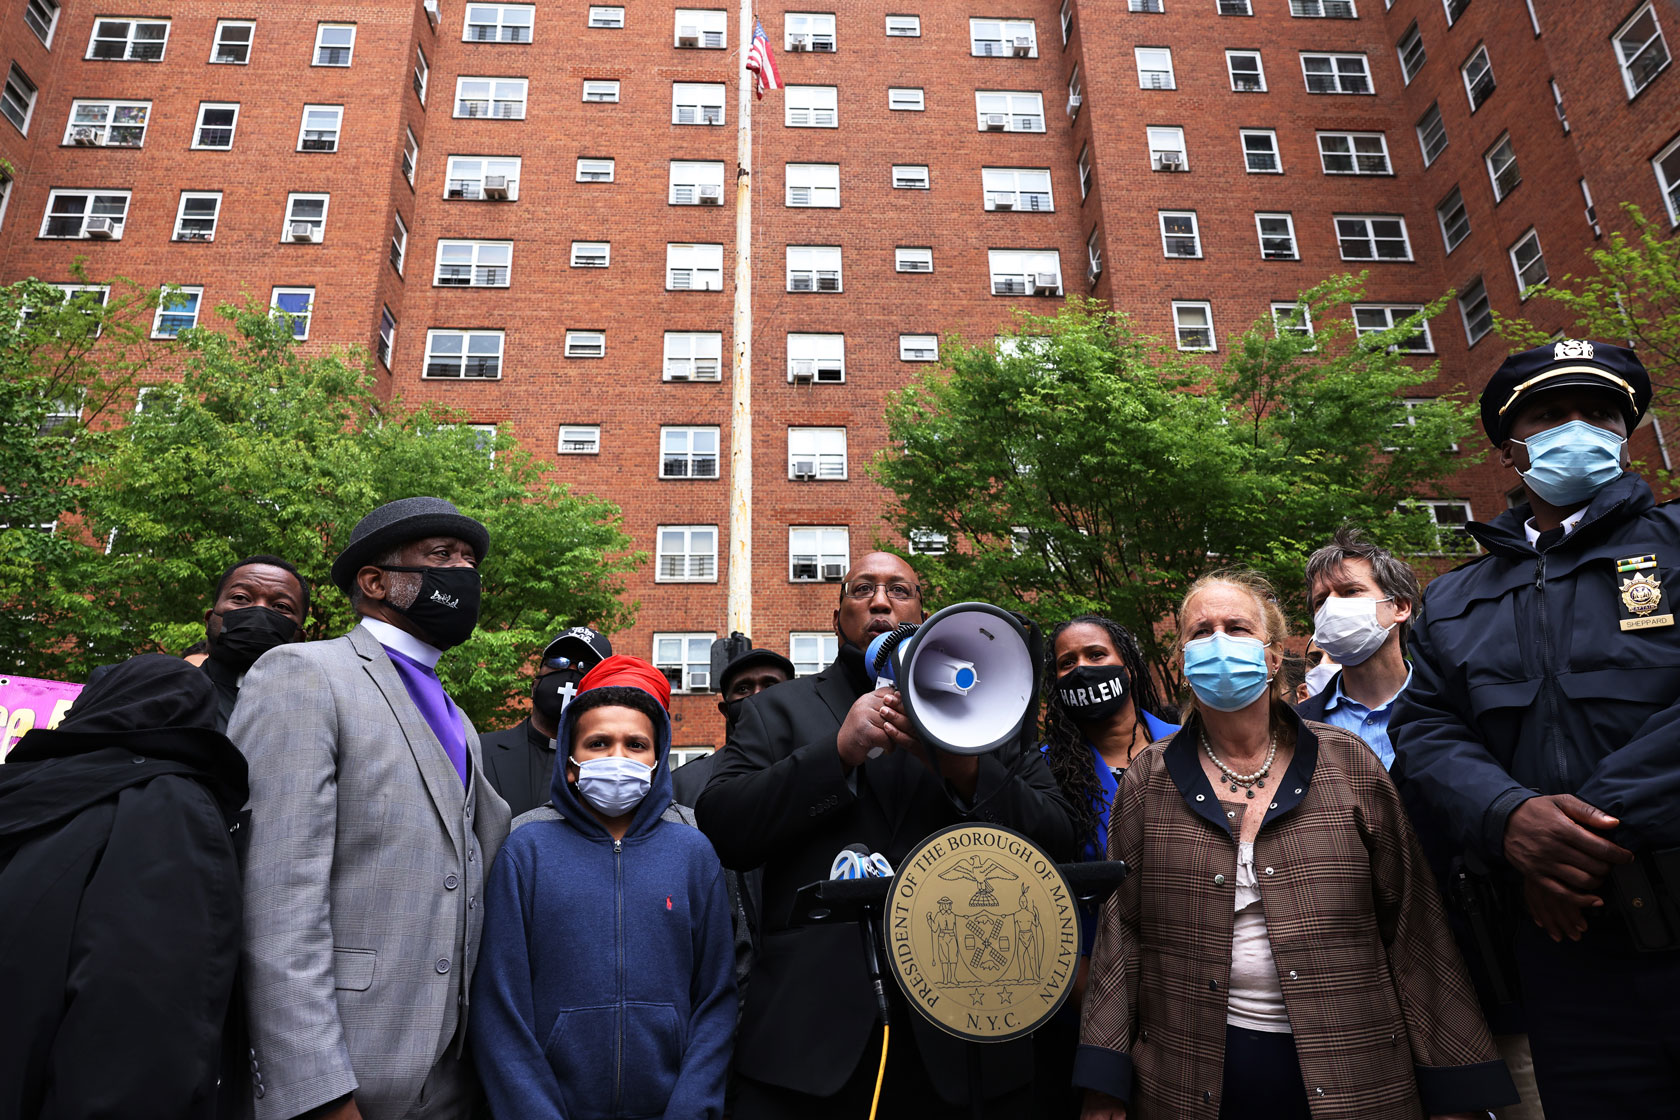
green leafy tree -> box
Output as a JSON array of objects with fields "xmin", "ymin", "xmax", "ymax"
[{"xmin": 872, "ymin": 279, "xmax": 1476, "ymax": 693}]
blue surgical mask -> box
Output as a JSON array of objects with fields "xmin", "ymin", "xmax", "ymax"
[
  {"xmin": 1514, "ymin": 420, "xmax": 1625, "ymax": 507},
  {"xmin": 1183, "ymin": 632, "xmax": 1273, "ymax": 713},
  {"xmin": 569, "ymin": 755, "xmax": 655, "ymax": 817}
]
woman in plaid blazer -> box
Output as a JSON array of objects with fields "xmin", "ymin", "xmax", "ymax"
[{"xmin": 1073, "ymin": 571, "xmax": 1517, "ymax": 1120}]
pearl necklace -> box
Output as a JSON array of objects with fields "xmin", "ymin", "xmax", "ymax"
[{"xmin": 1201, "ymin": 729, "xmax": 1277, "ymax": 799}]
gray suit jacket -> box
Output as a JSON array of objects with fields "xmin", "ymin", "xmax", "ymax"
[{"xmin": 231, "ymin": 623, "xmax": 511, "ymax": 1120}]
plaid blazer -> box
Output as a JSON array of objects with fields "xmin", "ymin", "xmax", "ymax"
[{"xmin": 1074, "ymin": 709, "xmax": 1516, "ymax": 1119}]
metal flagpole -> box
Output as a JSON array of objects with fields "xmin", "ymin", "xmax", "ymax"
[{"xmin": 726, "ymin": 3, "xmax": 755, "ymax": 639}]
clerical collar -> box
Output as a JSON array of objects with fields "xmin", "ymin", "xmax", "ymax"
[
  {"xmin": 1523, "ymin": 506, "xmax": 1587, "ymax": 547},
  {"xmin": 360, "ymin": 615, "xmax": 444, "ymax": 669}
]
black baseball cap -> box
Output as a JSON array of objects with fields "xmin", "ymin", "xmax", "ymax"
[
  {"xmin": 720, "ymin": 648, "xmax": 797, "ymax": 692},
  {"xmin": 541, "ymin": 626, "xmax": 612, "ymax": 668},
  {"xmin": 1480, "ymin": 339, "xmax": 1650, "ymax": 446}
]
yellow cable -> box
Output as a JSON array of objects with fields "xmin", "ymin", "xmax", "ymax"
[{"xmin": 867, "ymin": 1023, "xmax": 889, "ymax": 1120}]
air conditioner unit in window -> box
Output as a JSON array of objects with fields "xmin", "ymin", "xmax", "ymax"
[
  {"xmin": 816, "ymin": 274, "xmax": 840, "ymax": 291},
  {"xmin": 1033, "ymin": 272, "xmax": 1059, "ymax": 294},
  {"xmin": 699, "ymin": 183, "xmax": 723, "ymax": 204},
  {"xmin": 1156, "ymin": 152, "xmax": 1184, "ymax": 170},
  {"xmin": 72, "ymin": 128, "xmax": 100, "ymax": 146},
  {"xmin": 821, "ymin": 563, "xmax": 844, "ymax": 581},
  {"xmin": 792, "ymin": 458, "xmax": 817, "ymax": 478},
  {"xmin": 788, "ymin": 35, "xmax": 809, "ymax": 50},
  {"xmin": 667, "ymin": 367, "xmax": 692, "ymax": 381},
  {"xmin": 289, "ymin": 222, "xmax": 316, "ymax": 241},
  {"xmin": 1066, "ymin": 93, "xmax": 1083, "ymax": 115},
  {"xmin": 1013, "ymin": 37, "xmax": 1033, "ymax": 56},
  {"xmin": 813, "ymin": 36, "xmax": 835, "ymax": 51},
  {"xmin": 1087, "ymin": 263, "xmax": 1102, "ymax": 284},
  {"xmin": 482, "ymin": 175, "xmax": 510, "ymax": 199},
  {"xmin": 991, "ymin": 193, "xmax": 1015, "ymax": 210},
  {"xmin": 678, "ymin": 26, "xmax": 700, "ymax": 46},
  {"xmin": 84, "ymin": 217, "xmax": 116, "ymax": 238},
  {"xmin": 984, "ymin": 114, "xmax": 1007, "ymax": 131},
  {"xmin": 790, "ymin": 359, "xmax": 816, "ymax": 380}
]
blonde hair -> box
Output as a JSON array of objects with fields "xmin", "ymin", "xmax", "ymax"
[{"xmin": 1176, "ymin": 569, "xmax": 1295, "ymax": 726}]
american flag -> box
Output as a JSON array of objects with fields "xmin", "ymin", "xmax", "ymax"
[{"xmin": 745, "ymin": 19, "xmax": 782, "ymax": 99}]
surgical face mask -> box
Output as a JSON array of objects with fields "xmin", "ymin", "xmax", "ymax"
[
  {"xmin": 1311, "ymin": 596, "xmax": 1394, "ymax": 668},
  {"xmin": 209, "ymin": 605, "xmax": 301, "ymax": 671},
  {"xmin": 1182, "ymin": 633, "xmax": 1273, "ymax": 713},
  {"xmin": 378, "ymin": 565, "xmax": 482, "ymax": 650},
  {"xmin": 1303, "ymin": 661, "xmax": 1338, "ymax": 697},
  {"xmin": 1056, "ymin": 664, "xmax": 1131, "ymax": 722},
  {"xmin": 1513, "ymin": 420, "xmax": 1625, "ymax": 507},
  {"xmin": 569, "ymin": 755, "xmax": 654, "ymax": 817}
]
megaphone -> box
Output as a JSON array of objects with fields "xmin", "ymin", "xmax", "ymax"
[{"xmin": 863, "ymin": 602, "xmax": 1036, "ymax": 755}]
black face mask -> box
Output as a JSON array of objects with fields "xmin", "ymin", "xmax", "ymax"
[
  {"xmin": 721, "ymin": 697, "xmax": 750, "ymax": 730},
  {"xmin": 1056, "ymin": 664, "xmax": 1131, "ymax": 722},
  {"xmin": 209, "ymin": 605, "xmax": 301, "ymax": 671},
  {"xmin": 533, "ymin": 670, "xmax": 585, "ymax": 721},
  {"xmin": 379, "ymin": 565, "xmax": 482, "ymax": 650}
]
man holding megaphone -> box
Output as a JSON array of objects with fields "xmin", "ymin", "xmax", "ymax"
[{"xmin": 697, "ymin": 552, "xmax": 1077, "ymax": 1120}]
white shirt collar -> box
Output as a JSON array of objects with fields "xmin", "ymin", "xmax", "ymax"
[
  {"xmin": 359, "ymin": 615, "xmax": 444, "ymax": 669},
  {"xmin": 1523, "ymin": 505, "xmax": 1588, "ymax": 547}
]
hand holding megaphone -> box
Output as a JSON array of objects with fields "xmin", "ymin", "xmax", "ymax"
[{"xmin": 836, "ymin": 688, "xmax": 922, "ymax": 768}]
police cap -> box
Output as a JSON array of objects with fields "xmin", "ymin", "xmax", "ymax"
[{"xmin": 1479, "ymin": 339, "xmax": 1650, "ymax": 446}]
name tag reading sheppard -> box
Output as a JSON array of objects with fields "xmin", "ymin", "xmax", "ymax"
[{"xmin": 887, "ymin": 824, "xmax": 1078, "ymax": 1042}]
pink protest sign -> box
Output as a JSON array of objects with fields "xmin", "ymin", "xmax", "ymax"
[{"xmin": 0, "ymin": 675, "xmax": 84, "ymax": 760}]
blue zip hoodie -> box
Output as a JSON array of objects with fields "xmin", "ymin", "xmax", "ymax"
[{"xmin": 469, "ymin": 692, "xmax": 736, "ymax": 1120}]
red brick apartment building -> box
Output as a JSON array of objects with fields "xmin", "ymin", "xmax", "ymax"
[{"xmin": 2, "ymin": 0, "xmax": 1677, "ymax": 748}]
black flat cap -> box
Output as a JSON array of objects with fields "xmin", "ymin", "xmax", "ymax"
[
  {"xmin": 721, "ymin": 648, "xmax": 797, "ymax": 692},
  {"xmin": 542, "ymin": 626, "xmax": 613, "ymax": 667},
  {"xmin": 1480, "ymin": 339, "xmax": 1650, "ymax": 445},
  {"xmin": 331, "ymin": 496, "xmax": 490, "ymax": 593}
]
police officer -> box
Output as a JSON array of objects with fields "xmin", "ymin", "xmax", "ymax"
[{"xmin": 1393, "ymin": 340, "xmax": 1680, "ymax": 1117}]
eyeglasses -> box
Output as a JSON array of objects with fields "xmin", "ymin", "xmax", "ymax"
[
  {"xmin": 543, "ymin": 656, "xmax": 593, "ymax": 672},
  {"xmin": 841, "ymin": 580, "xmax": 921, "ymax": 602}
]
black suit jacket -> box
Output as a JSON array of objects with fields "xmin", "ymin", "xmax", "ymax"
[
  {"xmin": 695, "ymin": 645, "xmax": 1076, "ymax": 1102},
  {"xmin": 479, "ymin": 717, "xmax": 555, "ymax": 818}
]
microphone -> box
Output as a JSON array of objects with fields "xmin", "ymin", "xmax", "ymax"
[
  {"xmin": 831, "ymin": 842, "xmax": 894, "ymax": 881},
  {"xmin": 834, "ymin": 843, "xmax": 894, "ymax": 1027}
]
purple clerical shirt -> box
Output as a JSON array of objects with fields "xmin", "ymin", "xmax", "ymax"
[{"xmin": 384, "ymin": 645, "xmax": 470, "ymax": 785}]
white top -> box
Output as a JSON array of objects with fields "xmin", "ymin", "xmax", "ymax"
[
  {"xmin": 1523, "ymin": 506, "xmax": 1587, "ymax": 547},
  {"xmin": 359, "ymin": 615, "xmax": 444, "ymax": 669},
  {"xmin": 1226, "ymin": 842, "xmax": 1291, "ymax": 1033}
]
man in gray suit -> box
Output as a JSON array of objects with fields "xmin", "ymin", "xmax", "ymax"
[{"xmin": 232, "ymin": 497, "xmax": 513, "ymax": 1120}]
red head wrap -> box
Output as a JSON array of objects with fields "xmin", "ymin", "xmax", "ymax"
[{"xmin": 576, "ymin": 654, "xmax": 673, "ymax": 711}]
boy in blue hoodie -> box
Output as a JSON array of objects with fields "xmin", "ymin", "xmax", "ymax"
[{"xmin": 471, "ymin": 655, "xmax": 736, "ymax": 1120}]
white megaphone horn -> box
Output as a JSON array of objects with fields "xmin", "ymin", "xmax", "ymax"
[{"xmin": 863, "ymin": 602, "xmax": 1036, "ymax": 755}]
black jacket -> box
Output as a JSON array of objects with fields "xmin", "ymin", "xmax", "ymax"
[
  {"xmin": 695, "ymin": 644, "xmax": 1076, "ymax": 1103},
  {"xmin": 480, "ymin": 716, "xmax": 557, "ymax": 818},
  {"xmin": 0, "ymin": 654, "xmax": 250, "ymax": 1120}
]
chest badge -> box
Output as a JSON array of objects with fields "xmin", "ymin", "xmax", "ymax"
[{"xmin": 1618, "ymin": 559, "xmax": 1674, "ymax": 630}]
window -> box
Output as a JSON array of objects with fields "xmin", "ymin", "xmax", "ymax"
[
  {"xmin": 1581, "ymin": 176, "xmax": 1599, "ymax": 234},
  {"xmin": 984, "ymin": 167, "xmax": 1053, "ymax": 210},
  {"xmin": 1301, "ymin": 53, "xmax": 1370, "ymax": 94},
  {"xmin": 1551, "ymin": 79, "xmax": 1568, "ymax": 132},
  {"xmin": 413, "ymin": 45, "xmax": 429, "ymax": 102},
  {"xmin": 87, "ymin": 18, "xmax": 168, "ymax": 61},
  {"xmin": 1136, "ymin": 47, "xmax": 1175, "ymax": 89},
  {"xmin": 1078, "ymin": 145, "xmax": 1092, "ymax": 196},
  {"xmin": 1227, "ymin": 50, "xmax": 1265, "ymax": 91},
  {"xmin": 1061, "ymin": 0, "xmax": 1075, "ymax": 42},
  {"xmin": 2, "ymin": 66, "xmax": 37, "ymax": 133},
  {"xmin": 65, "ymin": 99, "xmax": 150, "ymax": 146},
  {"xmin": 1336, "ymin": 215, "xmax": 1411, "ymax": 260},
  {"xmin": 435, "ymin": 240, "xmax": 511, "ymax": 286},
  {"xmin": 152, "ymin": 287, "xmax": 203, "ymax": 338},
  {"xmin": 0, "ymin": 170, "xmax": 10, "ymax": 232},
  {"xmin": 24, "ymin": 0, "xmax": 60, "ymax": 46},
  {"xmin": 791, "ymin": 633, "xmax": 838, "ymax": 676},
  {"xmin": 1354, "ymin": 305, "xmax": 1433, "ymax": 352},
  {"xmin": 193, "ymin": 102, "xmax": 238, "ymax": 149},
  {"xmin": 1461, "ymin": 46, "xmax": 1494, "ymax": 110},
  {"xmin": 589, "ymin": 7, "xmax": 625, "ymax": 28},
  {"xmin": 1219, "ymin": 0, "xmax": 1252, "ymax": 12},
  {"xmin": 1416, "ymin": 103, "xmax": 1447, "ymax": 165},
  {"xmin": 1655, "ymin": 136, "xmax": 1680, "ymax": 225},
  {"xmin": 1241, "ymin": 129, "xmax": 1281, "ymax": 172},
  {"xmin": 1443, "ymin": 0, "xmax": 1471, "ymax": 27},
  {"xmin": 1398, "ymin": 23, "xmax": 1426, "ymax": 82},
  {"xmin": 788, "ymin": 333, "xmax": 845, "ymax": 381},
  {"xmin": 269, "ymin": 288, "xmax": 314, "ymax": 339},
  {"xmin": 1616, "ymin": 5, "xmax": 1669, "ymax": 98},
  {"xmin": 786, "ymin": 85, "xmax": 838, "ymax": 126},
  {"xmin": 893, "ymin": 165, "xmax": 930, "ymax": 189},
  {"xmin": 174, "ymin": 192, "xmax": 221, "ymax": 241},
  {"xmin": 897, "ymin": 247, "xmax": 933, "ymax": 272},
  {"xmin": 786, "ymin": 163, "xmax": 839, "ymax": 207},
  {"xmin": 898, "ymin": 331, "xmax": 940, "ymax": 363},
  {"xmin": 456, "ymin": 77, "xmax": 527, "ymax": 118},
  {"xmin": 789, "ymin": 427, "xmax": 847, "ymax": 479},
  {"xmin": 559, "ymin": 425, "xmax": 600, "ymax": 454},
  {"xmin": 671, "ymin": 160, "xmax": 727, "ymax": 205},
  {"xmin": 1437, "ymin": 187, "xmax": 1471, "ymax": 252},
  {"xmin": 1271, "ymin": 301, "xmax": 1313, "ymax": 339},
  {"xmin": 889, "ymin": 87, "xmax": 925, "ymax": 111},
  {"xmin": 390, "ymin": 212, "xmax": 407, "ymax": 273},
  {"xmin": 446, "ymin": 156, "xmax": 521, "ymax": 200},
  {"xmin": 786, "ymin": 12, "xmax": 837, "ymax": 51},
  {"xmin": 313, "ymin": 23, "xmax": 355, "ymax": 66},
  {"xmin": 1067, "ymin": 65, "xmax": 1083, "ymax": 114},
  {"xmin": 790, "ymin": 527, "xmax": 849, "ymax": 581},
  {"xmin": 565, "ymin": 330, "xmax": 605, "ymax": 357},
  {"xmin": 1130, "ymin": 0, "xmax": 1164, "ymax": 11},
  {"xmin": 1087, "ymin": 228, "xmax": 1103, "ymax": 279},
  {"xmin": 210, "ymin": 19, "xmax": 252, "ymax": 63},
  {"xmin": 657, "ymin": 526, "xmax": 717, "ymax": 581},
  {"xmin": 654, "ymin": 633, "xmax": 715, "ymax": 692},
  {"xmin": 425, "ymin": 330, "xmax": 503, "ymax": 378},
  {"xmin": 886, "ymin": 15, "xmax": 921, "ymax": 36},
  {"xmin": 283, "ymin": 194, "xmax": 329, "ymax": 243},
  {"xmin": 667, "ymin": 243, "xmax": 725, "ymax": 290},
  {"xmin": 970, "ymin": 19, "xmax": 1035, "ymax": 57},
  {"xmin": 665, "ymin": 331, "xmax": 723, "ymax": 379},
  {"xmin": 673, "ymin": 82, "xmax": 726, "ymax": 124},
  {"xmin": 583, "ymin": 80, "xmax": 620, "ymax": 102},
  {"xmin": 1413, "ymin": 500, "xmax": 1475, "ymax": 555},
  {"xmin": 1172, "ymin": 301, "xmax": 1215, "ymax": 350},
  {"xmin": 1290, "ymin": 0, "xmax": 1355, "ymax": 16},
  {"xmin": 297, "ymin": 105, "xmax": 343, "ymax": 151},
  {"xmin": 1485, "ymin": 134, "xmax": 1519, "ymax": 200},
  {"xmin": 1318, "ymin": 132, "xmax": 1391, "ymax": 174},
  {"xmin": 1147, "ymin": 127, "xmax": 1187, "ymax": 170},
  {"xmin": 989, "ymin": 249, "xmax": 1062, "ymax": 296},
  {"xmin": 674, "ymin": 9, "xmax": 727, "ymax": 48},
  {"xmin": 577, "ymin": 158, "xmax": 614, "ymax": 182},
  {"xmin": 570, "ymin": 240, "xmax": 609, "ymax": 267},
  {"xmin": 1160, "ymin": 211, "xmax": 1202, "ymax": 258},
  {"xmin": 466, "ymin": 4, "xmax": 535, "ymax": 42},
  {"xmin": 1256, "ymin": 213, "xmax": 1298, "ymax": 260},
  {"xmin": 976, "ymin": 90, "xmax": 1044, "ymax": 132},
  {"xmin": 661, "ymin": 427, "xmax": 720, "ymax": 478},
  {"xmin": 1458, "ymin": 277, "xmax": 1492, "ymax": 344},
  {"xmin": 41, "ymin": 190, "xmax": 130, "ymax": 238},
  {"xmin": 402, "ymin": 129, "xmax": 419, "ymax": 186},
  {"xmin": 1509, "ymin": 228, "xmax": 1547, "ymax": 293},
  {"xmin": 788, "ymin": 246, "xmax": 843, "ymax": 291}
]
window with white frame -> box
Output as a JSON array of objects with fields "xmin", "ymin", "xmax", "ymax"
[
  {"xmin": 989, "ymin": 249, "xmax": 1062, "ymax": 296},
  {"xmin": 889, "ymin": 87, "xmax": 925, "ymax": 110},
  {"xmin": 970, "ymin": 18, "xmax": 1036, "ymax": 57},
  {"xmin": 667, "ymin": 243, "xmax": 724, "ymax": 290},
  {"xmin": 583, "ymin": 80, "xmax": 620, "ymax": 102},
  {"xmin": 1354, "ymin": 304, "xmax": 1433, "ymax": 352},
  {"xmin": 21, "ymin": 285, "xmax": 107, "ymax": 333},
  {"xmin": 413, "ymin": 45, "xmax": 429, "ymax": 102},
  {"xmin": 25, "ymin": 0, "xmax": 60, "ymax": 46},
  {"xmin": 1271, "ymin": 301, "xmax": 1313, "ymax": 340},
  {"xmin": 570, "ymin": 240, "xmax": 610, "ymax": 268},
  {"xmin": 465, "ymin": 4, "xmax": 535, "ymax": 43},
  {"xmin": 1485, "ymin": 134, "xmax": 1519, "ymax": 200},
  {"xmin": 1335, "ymin": 215, "xmax": 1411, "ymax": 260},
  {"xmin": 1160, "ymin": 211, "xmax": 1202, "ymax": 258},
  {"xmin": 1227, "ymin": 50, "xmax": 1265, "ymax": 91},
  {"xmin": 297, "ymin": 105, "xmax": 343, "ymax": 151},
  {"xmin": 654, "ymin": 633, "xmax": 715, "ymax": 691},
  {"xmin": 1509, "ymin": 228, "xmax": 1547, "ymax": 293},
  {"xmin": 1438, "ymin": 187, "xmax": 1471, "ymax": 251},
  {"xmin": 1616, "ymin": 5, "xmax": 1669, "ymax": 98},
  {"xmin": 1443, "ymin": 0, "xmax": 1471, "ymax": 26},
  {"xmin": 674, "ymin": 82, "xmax": 726, "ymax": 124},
  {"xmin": 174, "ymin": 192, "xmax": 221, "ymax": 241},
  {"xmin": 1654, "ymin": 136, "xmax": 1680, "ymax": 225},
  {"xmin": 791, "ymin": 632, "xmax": 838, "ymax": 676},
  {"xmin": 671, "ymin": 160, "xmax": 727, "ymax": 205},
  {"xmin": 425, "ymin": 329, "xmax": 503, "ymax": 378},
  {"xmin": 1241, "ymin": 129, "xmax": 1281, "ymax": 172},
  {"xmin": 376, "ymin": 306, "xmax": 395, "ymax": 365},
  {"xmin": 65, "ymin": 99, "xmax": 150, "ymax": 146},
  {"xmin": 192, "ymin": 102, "xmax": 237, "ymax": 149},
  {"xmin": 435, "ymin": 239, "xmax": 511, "ymax": 286},
  {"xmin": 461, "ymin": 423, "xmax": 496, "ymax": 458},
  {"xmin": 1416, "ymin": 102, "xmax": 1447, "ymax": 165},
  {"xmin": 1067, "ymin": 66, "xmax": 1082, "ymax": 113},
  {"xmin": 88, "ymin": 18, "xmax": 168, "ymax": 61},
  {"xmin": 559, "ymin": 425, "xmax": 600, "ymax": 454},
  {"xmin": 565, "ymin": 329, "xmax": 605, "ymax": 357},
  {"xmin": 788, "ymin": 333, "xmax": 844, "ymax": 381},
  {"xmin": 1219, "ymin": 0, "xmax": 1252, "ymax": 12},
  {"xmin": 1078, "ymin": 144, "xmax": 1092, "ymax": 196},
  {"xmin": 886, "ymin": 15, "xmax": 921, "ymax": 36},
  {"xmin": 1398, "ymin": 22, "xmax": 1426, "ymax": 83},
  {"xmin": 390, "ymin": 212, "xmax": 407, "ymax": 273},
  {"xmin": 892, "ymin": 165, "xmax": 930, "ymax": 189},
  {"xmin": 313, "ymin": 23, "xmax": 355, "ymax": 66},
  {"xmin": 1136, "ymin": 47, "xmax": 1175, "ymax": 89},
  {"xmin": 589, "ymin": 7, "xmax": 625, "ymax": 28},
  {"xmin": 1302, "ymin": 52, "xmax": 1370, "ymax": 93},
  {"xmin": 283, "ymin": 194, "xmax": 329, "ymax": 243},
  {"xmin": 41, "ymin": 189, "xmax": 130, "ymax": 238},
  {"xmin": 1552, "ymin": 80, "xmax": 1568, "ymax": 132},
  {"xmin": 976, "ymin": 90, "xmax": 1044, "ymax": 132},
  {"xmin": 897, "ymin": 247, "xmax": 934, "ymax": 272},
  {"xmin": 786, "ymin": 163, "xmax": 839, "ymax": 207},
  {"xmin": 3, "ymin": 66, "xmax": 38, "ymax": 133},
  {"xmin": 1318, "ymin": 131, "xmax": 1391, "ymax": 174},
  {"xmin": 789, "ymin": 427, "xmax": 846, "ymax": 479},
  {"xmin": 788, "ymin": 246, "xmax": 842, "ymax": 291},
  {"xmin": 1412, "ymin": 499, "xmax": 1476, "ymax": 555},
  {"xmin": 1290, "ymin": 0, "xmax": 1355, "ymax": 16},
  {"xmin": 790, "ymin": 527, "xmax": 848, "ymax": 581},
  {"xmin": 665, "ymin": 331, "xmax": 723, "ymax": 379},
  {"xmin": 446, "ymin": 155, "xmax": 521, "ymax": 200},
  {"xmin": 786, "ymin": 85, "xmax": 838, "ymax": 126},
  {"xmin": 152, "ymin": 287, "xmax": 203, "ymax": 338},
  {"xmin": 1087, "ymin": 228, "xmax": 1103, "ymax": 279},
  {"xmin": 577, "ymin": 157, "xmax": 614, "ymax": 182},
  {"xmin": 1461, "ymin": 46, "xmax": 1494, "ymax": 110},
  {"xmin": 908, "ymin": 530, "xmax": 950, "ymax": 559},
  {"xmin": 456, "ymin": 77, "xmax": 527, "ymax": 118},
  {"xmin": 269, "ymin": 288, "xmax": 314, "ymax": 339},
  {"xmin": 661, "ymin": 426, "xmax": 720, "ymax": 478},
  {"xmin": 786, "ymin": 13, "xmax": 837, "ymax": 51},
  {"xmin": 1173, "ymin": 301, "xmax": 1215, "ymax": 350},
  {"xmin": 0, "ymin": 171, "xmax": 10, "ymax": 232},
  {"xmin": 984, "ymin": 167, "xmax": 1053, "ymax": 210},
  {"xmin": 674, "ymin": 9, "xmax": 727, "ymax": 48},
  {"xmin": 1256, "ymin": 212, "xmax": 1298, "ymax": 259},
  {"xmin": 1458, "ymin": 277, "xmax": 1492, "ymax": 343},
  {"xmin": 900, "ymin": 334, "xmax": 938, "ymax": 361},
  {"xmin": 657, "ymin": 526, "xmax": 717, "ymax": 581}
]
